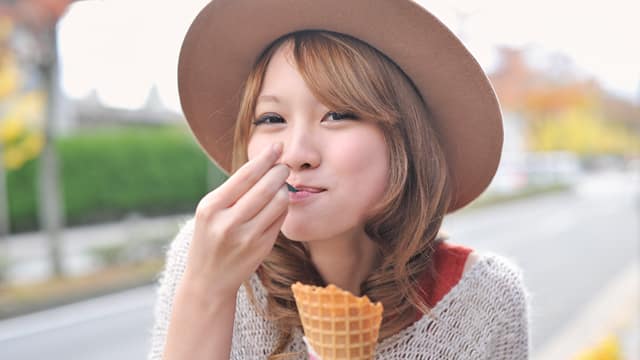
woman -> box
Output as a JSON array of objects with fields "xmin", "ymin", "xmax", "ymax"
[{"xmin": 149, "ymin": 1, "xmax": 530, "ymax": 359}]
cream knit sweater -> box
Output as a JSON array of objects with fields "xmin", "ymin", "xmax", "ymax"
[{"xmin": 147, "ymin": 217, "xmax": 531, "ymax": 359}]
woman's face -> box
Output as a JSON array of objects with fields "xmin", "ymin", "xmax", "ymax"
[{"xmin": 247, "ymin": 44, "xmax": 390, "ymax": 242}]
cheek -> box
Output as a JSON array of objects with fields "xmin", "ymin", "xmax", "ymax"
[
  {"xmin": 330, "ymin": 131, "xmax": 389, "ymax": 195},
  {"xmin": 246, "ymin": 136, "xmax": 269, "ymax": 160}
]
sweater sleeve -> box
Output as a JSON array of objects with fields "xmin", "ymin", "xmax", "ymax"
[
  {"xmin": 146, "ymin": 217, "xmax": 195, "ymax": 360},
  {"xmin": 489, "ymin": 255, "xmax": 532, "ymax": 359}
]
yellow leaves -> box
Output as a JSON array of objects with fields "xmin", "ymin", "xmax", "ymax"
[
  {"xmin": 22, "ymin": 131, "xmax": 44, "ymax": 155},
  {"xmin": 0, "ymin": 55, "xmax": 20, "ymax": 99},
  {"xmin": 528, "ymin": 107, "xmax": 640, "ymax": 155},
  {"xmin": 573, "ymin": 334, "xmax": 622, "ymax": 360},
  {"xmin": 3, "ymin": 131, "xmax": 45, "ymax": 169},
  {"xmin": 520, "ymin": 80, "xmax": 640, "ymax": 157},
  {"xmin": 9, "ymin": 91, "xmax": 45, "ymax": 121},
  {"xmin": 0, "ymin": 16, "xmax": 20, "ymax": 99},
  {"xmin": 0, "ymin": 15, "xmax": 44, "ymax": 170},
  {"xmin": 525, "ymin": 85, "xmax": 597, "ymax": 114},
  {"xmin": 1, "ymin": 91, "xmax": 45, "ymax": 142},
  {"xmin": 1, "ymin": 91, "xmax": 46, "ymax": 170},
  {"xmin": 0, "ymin": 113, "xmax": 25, "ymax": 143},
  {"xmin": 3, "ymin": 145, "xmax": 27, "ymax": 170}
]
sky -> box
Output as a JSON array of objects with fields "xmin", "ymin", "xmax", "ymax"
[{"xmin": 57, "ymin": 0, "xmax": 640, "ymax": 111}]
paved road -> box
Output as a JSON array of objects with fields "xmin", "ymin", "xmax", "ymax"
[
  {"xmin": 0, "ymin": 286, "xmax": 154, "ymax": 360},
  {"xmin": 0, "ymin": 171, "xmax": 637, "ymax": 359}
]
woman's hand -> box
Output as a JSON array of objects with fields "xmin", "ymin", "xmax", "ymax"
[{"xmin": 182, "ymin": 142, "xmax": 289, "ymax": 299}]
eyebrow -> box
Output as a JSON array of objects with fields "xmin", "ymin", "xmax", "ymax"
[
  {"xmin": 255, "ymin": 94, "xmax": 330, "ymax": 113},
  {"xmin": 257, "ymin": 94, "xmax": 280, "ymax": 104}
]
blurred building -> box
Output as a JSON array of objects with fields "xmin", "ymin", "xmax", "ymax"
[
  {"xmin": 486, "ymin": 48, "xmax": 589, "ymax": 193},
  {"xmin": 69, "ymin": 85, "xmax": 183, "ymax": 132}
]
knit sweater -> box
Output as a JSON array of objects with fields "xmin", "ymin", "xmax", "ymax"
[{"xmin": 147, "ymin": 217, "xmax": 531, "ymax": 359}]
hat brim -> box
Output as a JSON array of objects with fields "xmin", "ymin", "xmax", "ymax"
[{"xmin": 178, "ymin": 0, "xmax": 503, "ymax": 213}]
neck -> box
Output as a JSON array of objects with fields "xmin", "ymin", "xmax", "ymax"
[{"xmin": 305, "ymin": 229, "xmax": 380, "ymax": 296}]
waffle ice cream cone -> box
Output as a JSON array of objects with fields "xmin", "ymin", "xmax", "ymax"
[{"xmin": 291, "ymin": 282, "xmax": 384, "ymax": 360}]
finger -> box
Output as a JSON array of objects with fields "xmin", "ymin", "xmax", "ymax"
[
  {"xmin": 230, "ymin": 164, "xmax": 289, "ymax": 223},
  {"xmin": 246, "ymin": 184, "xmax": 289, "ymax": 234},
  {"xmin": 200, "ymin": 142, "xmax": 282, "ymax": 210},
  {"xmin": 255, "ymin": 206, "xmax": 288, "ymax": 257}
]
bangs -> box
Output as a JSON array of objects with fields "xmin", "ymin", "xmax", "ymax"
[{"xmin": 289, "ymin": 31, "xmax": 401, "ymax": 126}]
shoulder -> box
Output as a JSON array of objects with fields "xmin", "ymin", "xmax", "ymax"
[
  {"xmin": 471, "ymin": 252, "xmax": 527, "ymax": 287},
  {"xmin": 469, "ymin": 253, "xmax": 532, "ymax": 353},
  {"xmin": 403, "ymin": 252, "xmax": 530, "ymax": 357},
  {"xmin": 436, "ymin": 251, "xmax": 531, "ymax": 337},
  {"xmin": 443, "ymin": 248, "xmax": 530, "ymax": 311},
  {"xmin": 166, "ymin": 216, "xmax": 196, "ymax": 258},
  {"xmin": 430, "ymin": 242, "xmax": 527, "ymax": 300},
  {"xmin": 471, "ymin": 252, "xmax": 531, "ymax": 312},
  {"xmin": 156, "ymin": 216, "xmax": 196, "ymax": 287},
  {"xmin": 478, "ymin": 253, "xmax": 526, "ymax": 285}
]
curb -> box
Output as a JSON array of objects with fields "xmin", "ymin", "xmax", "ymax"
[{"xmin": 1, "ymin": 213, "xmax": 191, "ymax": 284}]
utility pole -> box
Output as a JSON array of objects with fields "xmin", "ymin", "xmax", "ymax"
[
  {"xmin": 0, "ymin": 143, "xmax": 8, "ymax": 239},
  {"xmin": 37, "ymin": 25, "xmax": 65, "ymax": 277},
  {"xmin": 0, "ymin": 142, "xmax": 9, "ymax": 282}
]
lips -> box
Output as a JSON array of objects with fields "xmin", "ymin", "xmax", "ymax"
[
  {"xmin": 292, "ymin": 185, "xmax": 326, "ymax": 193},
  {"xmin": 288, "ymin": 185, "xmax": 326, "ymax": 204}
]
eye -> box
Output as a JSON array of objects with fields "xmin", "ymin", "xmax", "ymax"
[
  {"xmin": 252, "ymin": 114, "xmax": 284, "ymax": 126},
  {"xmin": 325, "ymin": 111, "xmax": 358, "ymax": 121}
]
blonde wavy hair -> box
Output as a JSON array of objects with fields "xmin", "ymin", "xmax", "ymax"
[{"xmin": 231, "ymin": 30, "xmax": 452, "ymax": 358}]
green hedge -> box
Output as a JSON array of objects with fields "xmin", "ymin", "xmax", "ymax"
[{"xmin": 7, "ymin": 124, "xmax": 228, "ymax": 233}]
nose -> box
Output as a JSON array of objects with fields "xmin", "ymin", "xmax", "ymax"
[{"xmin": 279, "ymin": 126, "xmax": 320, "ymax": 171}]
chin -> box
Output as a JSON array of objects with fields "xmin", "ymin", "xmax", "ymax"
[
  {"xmin": 280, "ymin": 226, "xmax": 314, "ymax": 242},
  {"xmin": 280, "ymin": 219, "xmax": 328, "ymax": 242}
]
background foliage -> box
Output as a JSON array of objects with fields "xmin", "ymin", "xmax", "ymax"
[{"xmin": 7, "ymin": 124, "xmax": 226, "ymax": 232}]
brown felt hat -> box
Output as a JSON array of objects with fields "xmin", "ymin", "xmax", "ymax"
[{"xmin": 178, "ymin": 0, "xmax": 504, "ymax": 213}]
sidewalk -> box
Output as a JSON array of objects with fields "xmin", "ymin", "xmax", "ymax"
[
  {"xmin": 534, "ymin": 261, "xmax": 639, "ymax": 360},
  {"xmin": 1, "ymin": 213, "xmax": 193, "ymax": 284}
]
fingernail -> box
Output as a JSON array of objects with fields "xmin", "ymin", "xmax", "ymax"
[
  {"xmin": 272, "ymin": 142, "xmax": 283, "ymax": 156},
  {"xmin": 286, "ymin": 183, "xmax": 298, "ymax": 192}
]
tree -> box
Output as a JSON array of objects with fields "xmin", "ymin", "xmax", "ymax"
[
  {"xmin": 523, "ymin": 86, "xmax": 640, "ymax": 156},
  {"xmin": 0, "ymin": 0, "xmax": 75, "ymax": 278}
]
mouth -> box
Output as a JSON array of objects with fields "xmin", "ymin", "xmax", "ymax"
[
  {"xmin": 287, "ymin": 183, "xmax": 326, "ymax": 193},
  {"xmin": 288, "ymin": 186, "xmax": 327, "ymax": 203}
]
